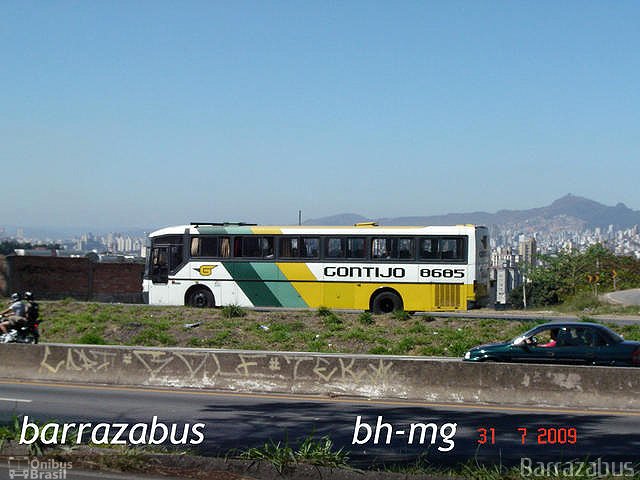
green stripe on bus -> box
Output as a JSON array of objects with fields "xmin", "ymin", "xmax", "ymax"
[
  {"xmin": 196, "ymin": 226, "xmax": 254, "ymax": 235},
  {"xmin": 251, "ymin": 263, "xmax": 308, "ymax": 308},
  {"xmin": 222, "ymin": 262, "xmax": 282, "ymax": 307}
]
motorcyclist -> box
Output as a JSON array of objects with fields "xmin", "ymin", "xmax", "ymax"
[
  {"xmin": 0, "ymin": 293, "xmax": 27, "ymax": 334},
  {"xmin": 23, "ymin": 291, "xmax": 39, "ymax": 323}
]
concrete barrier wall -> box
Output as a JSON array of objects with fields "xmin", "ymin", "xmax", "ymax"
[{"xmin": 2, "ymin": 343, "xmax": 640, "ymax": 410}]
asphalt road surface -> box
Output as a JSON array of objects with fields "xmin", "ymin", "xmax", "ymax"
[{"xmin": 1, "ymin": 380, "xmax": 639, "ymax": 469}]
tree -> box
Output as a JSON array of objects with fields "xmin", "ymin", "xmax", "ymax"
[{"xmin": 516, "ymin": 243, "xmax": 640, "ymax": 307}]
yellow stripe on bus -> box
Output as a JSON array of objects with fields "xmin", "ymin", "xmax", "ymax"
[
  {"xmin": 275, "ymin": 263, "xmax": 477, "ymax": 311},
  {"xmin": 251, "ymin": 227, "xmax": 283, "ymax": 234},
  {"xmin": 276, "ymin": 262, "xmax": 321, "ymax": 306}
]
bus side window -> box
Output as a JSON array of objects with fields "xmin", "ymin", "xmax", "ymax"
[
  {"xmin": 326, "ymin": 238, "xmax": 345, "ymax": 258},
  {"xmin": 190, "ymin": 237, "xmax": 219, "ymax": 257},
  {"xmin": 302, "ymin": 238, "xmax": 319, "ymax": 258},
  {"xmin": 397, "ymin": 238, "xmax": 414, "ymax": 259},
  {"xmin": 420, "ymin": 238, "xmax": 438, "ymax": 259},
  {"xmin": 439, "ymin": 238, "xmax": 465, "ymax": 261},
  {"xmin": 279, "ymin": 237, "xmax": 298, "ymax": 258},
  {"xmin": 347, "ymin": 237, "xmax": 366, "ymax": 259},
  {"xmin": 262, "ymin": 237, "xmax": 274, "ymax": 258},
  {"xmin": 220, "ymin": 237, "xmax": 231, "ymax": 257},
  {"xmin": 371, "ymin": 238, "xmax": 391, "ymax": 259},
  {"xmin": 190, "ymin": 237, "xmax": 200, "ymax": 257},
  {"xmin": 239, "ymin": 237, "xmax": 261, "ymax": 257}
]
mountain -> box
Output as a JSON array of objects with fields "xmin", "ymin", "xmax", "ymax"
[
  {"xmin": 302, "ymin": 213, "xmax": 370, "ymax": 226},
  {"xmin": 304, "ymin": 195, "xmax": 640, "ymax": 229}
]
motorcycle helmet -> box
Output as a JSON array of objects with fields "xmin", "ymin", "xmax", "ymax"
[
  {"xmin": 10, "ymin": 292, "xmax": 21, "ymax": 302},
  {"xmin": 24, "ymin": 291, "xmax": 33, "ymax": 301}
]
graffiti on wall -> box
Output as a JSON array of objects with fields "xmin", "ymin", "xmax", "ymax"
[{"xmin": 38, "ymin": 346, "xmax": 396, "ymax": 387}]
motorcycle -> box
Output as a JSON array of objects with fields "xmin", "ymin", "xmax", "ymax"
[{"xmin": 0, "ymin": 318, "xmax": 39, "ymax": 344}]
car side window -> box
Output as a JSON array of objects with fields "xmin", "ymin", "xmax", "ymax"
[
  {"xmin": 578, "ymin": 327, "xmax": 607, "ymax": 347},
  {"xmin": 535, "ymin": 329, "xmax": 557, "ymax": 347}
]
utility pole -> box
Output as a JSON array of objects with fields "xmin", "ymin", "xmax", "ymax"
[{"xmin": 298, "ymin": 210, "xmax": 302, "ymax": 226}]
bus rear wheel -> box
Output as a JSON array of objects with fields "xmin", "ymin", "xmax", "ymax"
[
  {"xmin": 187, "ymin": 288, "xmax": 215, "ymax": 308},
  {"xmin": 371, "ymin": 291, "xmax": 403, "ymax": 314}
]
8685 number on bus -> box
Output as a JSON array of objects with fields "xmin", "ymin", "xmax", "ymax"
[{"xmin": 419, "ymin": 268, "xmax": 465, "ymax": 279}]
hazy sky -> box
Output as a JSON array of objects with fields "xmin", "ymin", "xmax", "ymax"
[{"xmin": 2, "ymin": 1, "xmax": 639, "ymax": 230}]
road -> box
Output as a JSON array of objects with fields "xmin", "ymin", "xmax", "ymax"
[
  {"xmin": 602, "ymin": 288, "xmax": 640, "ymax": 307},
  {"xmin": 1, "ymin": 380, "xmax": 639, "ymax": 468}
]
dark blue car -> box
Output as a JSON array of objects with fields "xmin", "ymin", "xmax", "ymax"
[{"xmin": 463, "ymin": 322, "xmax": 640, "ymax": 366}]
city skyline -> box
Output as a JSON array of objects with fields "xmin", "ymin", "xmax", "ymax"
[
  {"xmin": 3, "ymin": 192, "xmax": 640, "ymax": 238},
  {"xmin": 2, "ymin": 2, "xmax": 640, "ymax": 228}
]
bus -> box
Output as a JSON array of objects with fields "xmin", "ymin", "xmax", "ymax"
[{"xmin": 142, "ymin": 222, "xmax": 490, "ymax": 313}]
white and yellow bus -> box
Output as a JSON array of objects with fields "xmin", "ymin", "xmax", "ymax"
[{"xmin": 142, "ymin": 222, "xmax": 489, "ymax": 313}]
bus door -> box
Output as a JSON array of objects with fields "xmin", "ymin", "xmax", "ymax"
[
  {"xmin": 149, "ymin": 242, "xmax": 185, "ymax": 305},
  {"xmin": 149, "ymin": 246, "xmax": 170, "ymax": 304}
]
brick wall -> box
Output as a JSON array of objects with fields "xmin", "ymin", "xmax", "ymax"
[{"xmin": 3, "ymin": 255, "xmax": 144, "ymax": 303}]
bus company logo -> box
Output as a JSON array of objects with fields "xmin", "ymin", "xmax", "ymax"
[
  {"xmin": 8, "ymin": 456, "xmax": 72, "ymax": 479},
  {"xmin": 195, "ymin": 265, "xmax": 217, "ymax": 276}
]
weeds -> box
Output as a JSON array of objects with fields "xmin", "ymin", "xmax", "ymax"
[
  {"xmin": 392, "ymin": 309, "xmax": 412, "ymax": 321},
  {"xmin": 77, "ymin": 331, "xmax": 107, "ymax": 344},
  {"xmin": 357, "ymin": 311, "xmax": 374, "ymax": 325},
  {"xmin": 0, "ymin": 415, "xmax": 66, "ymax": 456},
  {"xmin": 37, "ymin": 299, "xmax": 565, "ymax": 355},
  {"xmin": 295, "ymin": 435, "xmax": 349, "ymax": 468},
  {"xmin": 240, "ymin": 439, "xmax": 296, "ymax": 473},
  {"xmin": 221, "ymin": 304, "xmax": 246, "ymax": 318},
  {"xmin": 322, "ymin": 312, "xmax": 344, "ymax": 331},
  {"xmin": 239, "ymin": 434, "xmax": 348, "ymax": 473}
]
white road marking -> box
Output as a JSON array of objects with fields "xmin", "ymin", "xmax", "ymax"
[{"xmin": 0, "ymin": 397, "xmax": 32, "ymax": 403}]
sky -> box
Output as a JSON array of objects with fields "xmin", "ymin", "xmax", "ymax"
[{"xmin": 2, "ymin": 1, "xmax": 639, "ymax": 230}]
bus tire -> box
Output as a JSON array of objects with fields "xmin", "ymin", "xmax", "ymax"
[
  {"xmin": 187, "ymin": 287, "xmax": 215, "ymax": 308},
  {"xmin": 371, "ymin": 290, "xmax": 403, "ymax": 314}
]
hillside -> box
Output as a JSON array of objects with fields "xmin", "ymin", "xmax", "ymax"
[{"xmin": 304, "ymin": 194, "xmax": 640, "ymax": 229}]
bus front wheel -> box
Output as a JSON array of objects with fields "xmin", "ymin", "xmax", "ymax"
[
  {"xmin": 187, "ymin": 288, "xmax": 215, "ymax": 308},
  {"xmin": 371, "ymin": 291, "xmax": 403, "ymax": 314}
]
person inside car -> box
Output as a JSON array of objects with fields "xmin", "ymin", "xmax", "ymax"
[{"xmin": 540, "ymin": 328, "xmax": 558, "ymax": 348}]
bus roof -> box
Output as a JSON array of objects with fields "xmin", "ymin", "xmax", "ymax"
[{"xmin": 148, "ymin": 224, "xmax": 487, "ymax": 238}]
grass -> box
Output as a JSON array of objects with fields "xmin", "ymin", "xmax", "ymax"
[
  {"xmin": 238, "ymin": 434, "xmax": 349, "ymax": 473},
  {"xmin": 30, "ymin": 299, "xmax": 640, "ymax": 356}
]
